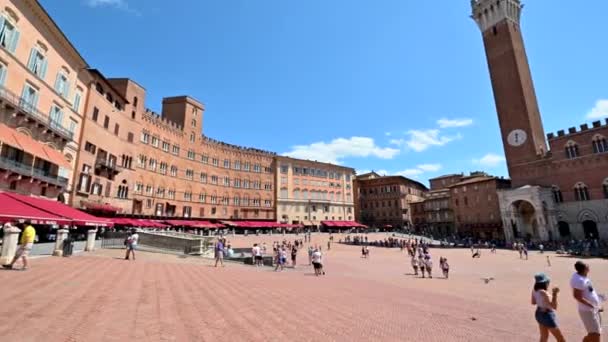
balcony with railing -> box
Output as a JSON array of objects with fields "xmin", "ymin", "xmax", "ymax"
[
  {"xmin": 0, "ymin": 85, "xmax": 73, "ymax": 141},
  {"xmin": 0, "ymin": 156, "xmax": 68, "ymax": 187},
  {"xmin": 95, "ymin": 158, "xmax": 122, "ymax": 176}
]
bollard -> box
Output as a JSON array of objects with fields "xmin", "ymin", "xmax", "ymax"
[
  {"xmin": 0, "ymin": 225, "xmax": 21, "ymax": 265},
  {"xmin": 85, "ymin": 229, "xmax": 97, "ymax": 252},
  {"xmin": 53, "ymin": 229, "xmax": 69, "ymax": 257}
]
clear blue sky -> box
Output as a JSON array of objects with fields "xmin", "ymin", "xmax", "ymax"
[{"xmin": 43, "ymin": 0, "xmax": 608, "ymax": 184}]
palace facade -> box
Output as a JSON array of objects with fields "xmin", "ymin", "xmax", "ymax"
[
  {"xmin": 472, "ymin": 0, "xmax": 608, "ymax": 241},
  {"xmin": 0, "ymin": 0, "xmax": 356, "ymax": 223}
]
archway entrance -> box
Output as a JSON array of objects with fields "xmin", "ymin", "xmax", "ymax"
[
  {"xmin": 511, "ymin": 200, "xmax": 537, "ymax": 240},
  {"xmin": 558, "ymin": 221, "xmax": 571, "ymax": 238},
  {"xmin": 582, "ymin": 220, "xmax": 599, "ymax": 239}
]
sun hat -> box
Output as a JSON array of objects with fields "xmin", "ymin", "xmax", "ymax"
[{"xmin": 534, "ymin": 272, "xmax": 550, "ymax": 284}]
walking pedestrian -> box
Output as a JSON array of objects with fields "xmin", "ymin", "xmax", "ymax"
[
  {"xmin": 411, "ymin": 255, "xmax": 419, "ymax": 275},
  {"xmin": 312, "ymin": 248, "xmax": 324, "ymax": 276},
  {"xmin": 570, "ymin": 261, "xmax": 603, "ymax": 342},
  {"xmin": 531, "ymin": 273, "xmax": 566, "ymax": 342},
  {"xmin": 419, "ymin": 254, "xmax": 426, "ymax": 278},
  {"xmin": 3, "ymin": 221, "xmax": 35, "ymax": 270},
  {"xmin": 440, "ymin": 257, "xmax": 450, "ymax": 279},
  {"xmin": 214, "ymin": 238, "xmax": 225, "ymax": 267},
  {"xmin": 291, "ymin": 245, "xmax": 297, "ymax": 268},
  {"xmin": 308, "ymin": 246, "xmax": 314, "ymax": 265},
  {"xmin": 424, "ymin": 252, "xmax": 433, "ymax": 279},
  {"xmin": 252, "ymin": 243, "xmax": 262, "ymax": 267},
  {"xmin": 124, "ymin": 229, "xmax": 138, "ymax": 261}
]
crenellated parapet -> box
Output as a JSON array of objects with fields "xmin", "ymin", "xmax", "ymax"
[
  {"xmin": 201, "ymin": 134, "xmax": 277, "ymax": 158},
  {"xmin": 142, "ymin": 109, "xmax": 184, "ymax": 137},
  {"xmin": 546, "ymin": 118, "xmax": 608, "ymax": 141}
]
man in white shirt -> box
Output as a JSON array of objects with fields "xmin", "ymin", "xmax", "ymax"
[
  {"xmin": 311, "ymin": 249, "xmax": 324, "ymax": 276},
  {"xmin": 570, "ymin": 261, "xmax": 603, "ymax": 342},
  {"xmin": 125, "ymin": 229, "xmax": 139, "ymax": 261}
]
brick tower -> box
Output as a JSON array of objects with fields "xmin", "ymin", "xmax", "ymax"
[{"xmin": 471, "ymin": 0, "xmax": 547, "ymax": 174}]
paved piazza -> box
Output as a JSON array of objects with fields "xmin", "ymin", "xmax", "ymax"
[{"xmin": 0, "ymin": 233, "xmax": 606, "ymax": 341}]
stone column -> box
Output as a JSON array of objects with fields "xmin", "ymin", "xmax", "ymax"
[
  {"xmin": 85, "ymin": 229, "xmax": 97, "ymax": 252},
  {"xmin": 0, "ymin": 226, "xmax": 21, "ymax": 265},
  {"xmin": 53, "ymin": 229, "xmax": 69, "ymax": 257}
]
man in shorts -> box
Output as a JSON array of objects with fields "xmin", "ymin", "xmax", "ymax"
[
  {"xmin": 312, "ymin": 248, "xmax": 324, "ymax": 276},
  {"xmin": 252, "ymin": 243, "xmax": 262, "ymax": 267},
  {"xmin": 3, "ymin": 221, "xmax": 36, "ymax": 270},
  {"xmin": 570, "ymin": 261, "xmax": 603, "ymax": 342}
]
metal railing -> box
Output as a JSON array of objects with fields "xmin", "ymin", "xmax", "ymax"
[
  {"xmin": 0, "ymin": 85, "xmax": 73, "ymax": 140},
  {"xmin": 95, "ymin": 158, "xmax": 122, "ymax": 172},
  {"xmin": 0, "ymin": 156, "xmax": 68, "ymax": 187}
]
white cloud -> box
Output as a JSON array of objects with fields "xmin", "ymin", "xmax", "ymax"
[
  {"xmin": 472, "ymin": 153, "xmax": 506, "ymax": 168},
  {"xmin": 586, "ymin": 99, "xmax": 608, "ymax": 119},
  {"xmin": 385, "ymin": 132, "xmax": 392, "ymax": 137},
  {"xmin": 283, "ymin": 137, "xmax": 399, "ymax": 164},
  {"xmin": 437, "ymin": 118, "xmax": 474, "ymax": 128},
  {"xmin": 395, "ymin": 163, "xmax": 442, "ymax": 178},
  {"xmin": 85, "ymin": 0, "xmax": 140, "ymax": 15},
  {"xmin": 389, "ymin": 138, "xmax": 405, "ymax": 146},
  {"xmin": 405, "ymin": 129, "xmax": 459, "ymax": 152},
  {"xmin": 417, "ymin": 163, "xmax": 442, "ymax": 172},
  {"xmin": 396, "ymin": 168, "xmax": 424, "ymax": 177}
]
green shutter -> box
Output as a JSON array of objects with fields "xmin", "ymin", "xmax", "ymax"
[
  {"xmin": 0, "ymin": 65, "xmax": 6, "ymax": 86},
  {"xmin": 73, "ymin": 93, "xmax": 81, "ymax": 112},
  {"xmin": 27, "ymin": 48, "xmax": 36, "ymax": 71},
  {"xmin": 63, "ymin": 80, "xmax": 70, "ymax": 98},
  {"xmin": 54, "ymin": 73, "xmax": 61, "ymax": 93},
  {"xmin": 32, "ymin": 90, "xmax": 39, "ymax": 108},
  {"xmin": 8, "ymin": 29, "xmax": 19, "ymax": 54},
  {"xmin": 40, "ymin": 58, "xmax": 48, "ymax": 79}
]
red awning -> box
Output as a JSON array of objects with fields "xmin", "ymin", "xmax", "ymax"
[
  {"xmin": 109, "ymin": 218, "xmax": 138, "ymax": 226},
  {"xmin": 0, "ymin": 192, "xmax": 71, "ymax": 225},
  {"xmin": 110, "ymin": 218, "xmax": 168, "ymax": 228},
  {"xmin": 321, "ymin": 220, "xmax": 367, "ymax": 228},
  {"xmin": 221, "ymin": 221, "xmax": 302, "ymax": 229},
  {"xmin": 0, "ymin": 124, "xmax": 70, "ymax": 168},
  {"xmin": 164, "ymin": 220, "xmax": 220, "ymax": 229},
  {"xmin": 82, "ymin": 201, "xmax": 122, "ymax": 213},
  {"xmin": 6, "ymin": 192, "xmax": 111, "ymax": 226}
]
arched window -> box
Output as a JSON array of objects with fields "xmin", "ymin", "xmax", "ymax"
[
  {"xmin": 551, "ymin": 186, "xmax": 563, "ymax": 203},
  {"xmin": 574, "ymin": 182, "xmax": 590, "ymax": 201},
  {"xmin": 565, "ymin": 141, "xmax": 579, "ymax": 159},
  {"xmin": 603, "ymin": 179, "xmax": 608, "ymax": 199},
  {"xmin": 592, "ymin": 135, "xmax": 608, "ymax": 154}
]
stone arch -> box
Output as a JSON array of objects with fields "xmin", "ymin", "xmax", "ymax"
[
  {"xmin": 577, "ymin": 208, "xmax": 599, "ymax": 223},
  {"xmin": 582, "ymin": 220, "xmax": 599, "ymax": 239},
  {"xmin": 15, "ymin": 127, "xmax": 33, "ymax": 137},
  {"xmin": 510, "ymin": 200, "xmax": 538, "ymax": 239}
]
